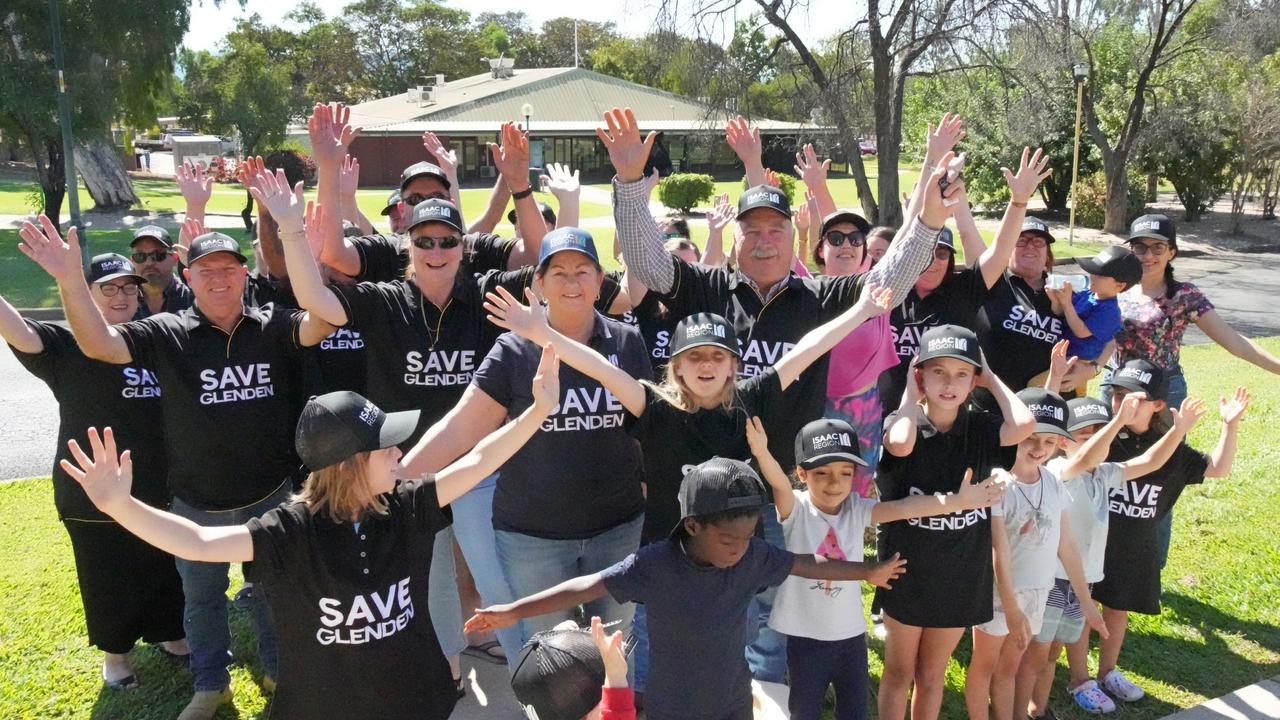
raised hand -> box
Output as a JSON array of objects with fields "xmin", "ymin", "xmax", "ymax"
[
  {"xmin": 725, "ymin": 115, "xmax": 762, "ymax": 165},
  {"xmin": 1114, "ymin": 392, "xmax": 1144, "ymax": 426},
  {"xmin": 854, "ymin": 283, "xmax": 895, "ymax": 318},
  {"xmin": 531, "ymin": 342, "xmax": 561, "ymax": 414},
  {"xmin": 484, "ymin": 286, "xmax": 551, "ymax": 344},
  {"xmin": 1170, "ymin": 397, "xmax": 1206, "ymax": 433},
  {"xmin": 539, "ymin": 162, "xmax": 580, "ymax": 200},
  {"xmin": 793, "ymin": 194, "xmax": 812, "ymax": 235},
  {"xmin": 1003, "ymin": 147, "xmax": 1052, "ymax": 205},
  {"xmin": 1220, "ymin": 387, "xmax": 1250, "ymax": 425},
  {"xmin": 175, "ymin": 162, "xmax": 213, "ymax": 207},
  {"xmin": 59, "ymin": 427, "xmax": 134, "ymax": 514},
  {"xmin": 303, "ymin": 201, "xmax": 328, "ymax": 259},
  {"xmin": 175, "ymin": 217, "xmax": 206, "ymax": 263},
  {"xmin": 308, "ymin": 102, "xmax": 361, "ymax": 168},
  {"xmin": 17, "ymin": 215, "xmax": 83, "ymax": 282},
  {"xmin": 488, "ymin": 122, "xmax": 531, "ymax": 189},
  {"xmin": 868, "ymin": 552, "xmax": 907, "ymax": 590},
  {"xmin": 746, "ymin": 416, "xmax": 770, "ymax": 458},
  {"xmin": 1047, "ymin": 339, "xmax": 1079, "ymax": 391},
  {"xmin": 762, "ymin": 168, "xmax": 782, "ymax": 188},
  {"xmin": 237, "ymin": 155, "xmax": 267, "ymax": 195},
  {"xmin": 794, "ymin": 144, "xmax": 830, "ymax": 189},
  {"xmin": 339, "ymin": 155, "xmax": 361, "ymax": 200},
  {"xmin": 921, "ymin": 151, "xmax": 963, "ymax": 228},
  {"xmin": 596, "ymin": 107, "xmax": 656, "ymax": 184},
  {"xmin": 590, "ymin": 616, "xmax": 629, "ymax": 688},
  {"xmin": 707, "ymin": 193, "xmax": 733, "ymax": 234},
  {"xmin": 421, "ymin": 131, "xmax": 459, "ymax": 187},
  {"xmin": 925, "ymin": 113, "xmax": 965, "ymax": 164},
  {"xmin": 955, "ymin": 469, "xmax": 1004, "ymax": 509},
  {"xmin": 248, "ymin": 168, "xmax": 307, "ymax": 234}
]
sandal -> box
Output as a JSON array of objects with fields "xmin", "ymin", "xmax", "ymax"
[
  {"xmin": 155, "ymin": 645, "xmax": 191, "ymax": 667},
  {"xmin": 463, "ymin": 640, "xmax": 507, "ymax": 665},
  {"xmin": 104, "ymin": 673, "xmax": 140, "ymax": 691},
  {"xmin": 455, "ymin": 675, "xmax": 466, "ymax": 700}
]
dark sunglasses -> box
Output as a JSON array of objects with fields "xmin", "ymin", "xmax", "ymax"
[
  {"xmin": 823, "ymin": 230, "xmax": 866, "ymax": 247},
  {"xmin": 402, "ymin": 192, "xmax": 449, "ymax": 208},
  {"xmin": 410, "ymin": 234, "xmax": 462, "ymax": 250},
  {"xmin": 98, "ymin": 283, "xmax": 141, "ymax": 297},
  {"xmin": 131, "ymin": 250, "xmax": 171, "ymax": 263}
]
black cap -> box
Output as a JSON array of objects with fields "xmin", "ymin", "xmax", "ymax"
[
  {"xmin": 399, "ymin": 161, "xmax": 452, "ymax": 192},
  {"xmin": 380, "ymin": 190, "xmax": 401, "ymax": 216},
  {"xmin": 537, "ymin": 227, "xmax": 600, "ymax": 270},
  {"xmin": 737, "ymin": 185, "xmax": 790, "ymax": 220},
  {"xmin": 671, "ymin": 458, "xmax": 769, "ymax": 539},
  {"xmin": 130, "ymin": 225, "xmax": 173, "ymax": 248},
  {"xmin": 916, "ymin": 324, "xmax": 983, "ymax": 369},
  {"xmin": 1066, "ymin": 396, "xmax": 1112, "ymax": 432},
  {"xmin": 507, "ymin": 201, "xmax": 557, "ymax": 227},
  {"xmin": 670, "ymin": 312, "xmax": 739, "ymax": 358},
  {"xmin": 1078, "ymin": 245, "xmax": 1142, "ymax": 285},
  {"xmin": 795, "ymin": 418, "xmax": 866, "ymax": 470},
  {"xmin": 1016, "ymin": 388, "xmax": 1073, "ymax": 439},
  {"xmin": 937, "ymin": 226, "xmax": 956, "ymax": 252},
  {"xmin": 87, "ymin": 253, "xmax": 144, "ymax": 284},
  {"xmin": 820, "ymin": 209, "xmax": 871, "ymax": 236},
  {"xmin": 405, "ymin": 198, "xmax": 464, "ymax": 235},
  {"xmin": 1102, "ymin": 359, "xmax": 1167, "ymax": 401},
  {"xmin": 186, "ymin": 232, "xmax": 248, "ymax": 265},
  {"xmin": 510, "ymin": 628, "xmax": 605, "ymax": 720},
  {"xmin": 1128, "ymin": 214, "xmax": 1176, "ymax": 247},
  {"xmin": 295, "ymin": 391, "xmax": 420, "ymax": 471},
  {"xmin": 1021, "ymin": 217, "xmax": 1055, "ymax": 244}
]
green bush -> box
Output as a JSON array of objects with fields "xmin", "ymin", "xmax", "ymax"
[
  {"xmin": 741, "ymin": 172, "xmax": 797, "ymax": 202},
  {"xmin": 1073, "ymin": 170, "xmax": 1147, "ymax": 229},
  {"xmin": 658, "ymin": 173, "xmax": 716, "ymax": 213}
]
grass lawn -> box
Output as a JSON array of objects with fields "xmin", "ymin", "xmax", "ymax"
[{"xmin": 2, "ymin": 339, "xmax": 1278, "ymax": 718}]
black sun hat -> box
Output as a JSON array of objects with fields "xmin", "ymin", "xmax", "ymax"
[
  {"xmin": 295, "ymin": 392, "xmax": 419, "ymax": 471},
  {"xmin": 510, "ymin": 627, "xmax": 605, "ymax": 720}
]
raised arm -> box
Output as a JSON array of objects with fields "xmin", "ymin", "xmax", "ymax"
[
  {"xmin": 600, "ymin": 108, "xmax": 670, "ymax": 293},
  {"xmin": 313, "ymin": 104, "xmax": 365, "ymax": 278},
  {"xmin": 902, "ymin": 114, "xmax": 965, "ymax": 226},
  {"xmin": 950, "ymin": 185, "xmax": 985, "ymax": 268},
  {"xmin": 465, "ymin": 573, "xmax": 609, "ymax": 635},
  {"xmin": 401, "ymin": 384, "xmax": 509, "ymax": 477},
  {"xmin": 484, "ymin": 286, "xmax": 646, "ymax": 416},
  {"xmin": 863, "ymin": 159, "xmax": 957, "ymax": 309},
  {"xmin": 1206, "ymin": 387, "xmax": 1248, "ymax": 478},
  {"xmin": 1043, "ymin": 339, "xmax": 1079, "ymax": 394},
  {"xmin": 18, "ymin": 218, "xmax": 131, "ymax": 364},
  {"xmin": 422, "ymin": 131, "xmax": 463, "ymax": 216},
  {"xmin": 871, "ymin": 469, "xmax": 1004, "ymax": 524},
  {"xmin": 1056, "ymin": 394, "xmax": 1140, "ymax": 479},
  {"xmin": 541, "ymin": 162, "xmax": 581, "ymax": 229},
  {"xmin": 726, "ymin": 115, "xmax": 766, "ymax": 187},
  {"xmin": 979, "ymin": 148, "xmax": 1050, "ymax": 288},
  {"xmin": 1117, "ymin": 397, "xmax": 1204, "ymax": 480},
  {"xmin": 1195, "ymin": 310, "xmax": 1280, "ymax": 375},
  {"xmin": 340, "ymin": 155, "xmax": 376, "ymax": 235},
  {"xmin": 794, "ymin": 144, "xmax": 836, "ymax": 217},
  {"xmin": 701, "ymin": 193, "xmax": 734, "ymax": 268},
  {"xmin": 979, "ymin": 361, "xmax": 1036, "ymax": 445},
  {"xmin": 434, "ymin": 344, "xmax": 561, "ymax": 505},
  {"xmin": 883, "ymin": 359, "xmax": 924, "ymax": 456},
  {"xmin": 746, "ymin": 417, "xmax": 795, "ymax": 520},
  {"xmin": 61, "ymin": 427, "xmax": 254, "ymax": 563},
  {"xmin": 468, "ymin": 175, "xmax": 511, "ymax": 235},
  {"xmin": 240, "ymin": 156, "xmax": 286, "ymax": 279},
  {"xmin": 489, "ymin": 122, "xmax": 546, "ymax": 267},
  {"xmin": 774, "ymin": 285, "xmax": 893, "ymax": 389},
  {"xmin": 175, "ymin": 161, "xmax": 213, "ymax": 227},
  {"xmin": 0, "ymin": 292, "xmax": 43, "ymax": 354}
]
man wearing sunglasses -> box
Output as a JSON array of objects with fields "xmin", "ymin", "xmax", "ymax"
[{"xmin": 129, "ymin": 225, "xmax": 193, "ymax": 318}]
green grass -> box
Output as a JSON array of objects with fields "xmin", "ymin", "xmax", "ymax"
[{"xmin": 2, "ymin": 340, "xmax": 1278, "ymax": 718}]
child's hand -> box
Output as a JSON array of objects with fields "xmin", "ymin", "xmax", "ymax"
[
  {"xmin": 854, "ymin": 282, "xmax": 894, "ymax": 318},
  {"xmin": 484, "ymin": 286, "xmax": 551, "ymax": 344},
  {"xmin": 1170, "ymin": 397, "xmax": 1206, "ymax": 433},
  {"xmin": 746, "ymin": 416, "xmax": 769, "ymax": 458},
  {"xmin": 1114, "ymin": 392, "xmax": 1144, "ymax": 426},
  {"xmin": 1046, "ymin": 339, "xmax": 1078, "ymax": 392},
  {"xmin": 1220, "ymin": 387, "xmax": 1250, "ymax": 425},
  {"xmin": 59, "ymin": 427, "xmax": 135, "ymax": 515},
  {"xmin": 590, "ymin": 616, "xmax": 629, "ymax": 689},
  {"xmin": 464, "ymin": 605, "xmax": 519, "ymax": 634},
  {"xmin": 530, "ymin": 343, "xmax": 561, "ymax": 415},
  {"xmin": 868, "ymin": 553, "xmax": 907, "ymax": 590},
  {"xmin": 1083, "ymin": 603, "xmax": 1110, "ymax": 639},
  {"xmin": 956, "ymin": 469, "xmax": 1005, "ymax": 509},
  {"xmin": 1006, "ymin": 608, "xmax": 1031, "ymax": 651}
]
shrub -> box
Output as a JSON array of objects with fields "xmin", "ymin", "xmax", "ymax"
[
  {"xmin": 741, "ymin": 171, "xmax": 798, "ymax": 202},
  {"xmin": 259, "ymin": 148, "xmax": 317, "ymax": 187},
  {"xmin": 658, "ymin": 173, "xmax": 716, "ymax": 213},
  {"xmin": 1072, "ymin": 170, "xmax": 1147, "ymax": 229}
]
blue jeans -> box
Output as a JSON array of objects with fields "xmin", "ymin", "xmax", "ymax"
[
  {"xmin": 629, "ymin": 602, "xmax": 650, "ymax": 692},
  {"xmin": 745, "ymin": 509, "xmax": 788, "ymax": 682},
  {"xmin": 786, "ymin": 633, "xmax": 870, "ymax": 720},
  {"xmin": 449, "ymin": 474, "xmax": 523, "ymax": 665},
  {"xmin": 427, "ymin": 526, "xmax": 467, "ymax": 658},
  {"xmin": 495, "ymin": 514, "xmax": 643, "ymax": 644},
  {"xmin": 170, "ymin": 482, "xmax": 292, "ymax": 691}
]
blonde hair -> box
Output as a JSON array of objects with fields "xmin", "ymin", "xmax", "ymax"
[
  {"xmin": 649, "ymin": 352, "xmax": 740, "ymax": 412},
  {"xmin": 294, "ymin": 451, "xmax": 387, "ymax": 522}
]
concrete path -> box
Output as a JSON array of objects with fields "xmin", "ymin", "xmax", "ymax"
[{"xmin": 1161, "ymin": 676, "xmax": 1280, "ymax": 720}]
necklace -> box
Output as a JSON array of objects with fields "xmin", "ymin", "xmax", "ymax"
[
  {"xmin": 1014, "ymin": 471, "xmax": 1048, "ymax": 536},
  {"xmin": 419, "ymin": 292, "xmax": 453, "ymax": 351}
]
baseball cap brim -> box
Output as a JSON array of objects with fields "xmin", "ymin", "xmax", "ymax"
[
  {"xmin": 799, "ymin": 451, "xmax": 868, "ymax": 470},
  {"xmin": 1025, "ymin": 228, "xmax": 1055, "ymax": 244},
  {"xmin": 1128, "ymin": 230, "xmax": 1172, "ymax": 243},
  {"xmin": 537, "ymin": 246, "xmax": 600, "ymax": 270},
  {"xmin": 671, "ymin": 337, "xmax": 740, "ymax": 358},
  {"xmin": 92, "ymin": 271, "xmax": 145, "ymax": 284},
  {"xmin": 1032, "ymin": 422, "xmax": 1073, "ymax": 440},
  {"xmin": 129, "ymin": 235, "xmax": 173, "ymax": 248},
  {"xmin": 377, "ymin": 409, "xmax": 420, "ymax": 451},
  {"xmin": 1066, "ymin": 416, "xmax": 1109, "ymax": 432},
  {"xmin": 406, "ymin": 215, "xmax": 464, "ymax": 235},
  {"xmin": 736, "ymin": 203, "xmax": 789, "ymax": 221},
  {"xmin": 918, "ymin": 350, "xmax": 983, "ymax": 369},
  {"xmin": 188, "ymin": 248, "xmax": 248, "ymax": 265},
  {"xmin": 1100, "ymin": 375, "xmax": 1160, "ymax": 399},
  {"xmin": 820, "ymin": 211, "xmax": 871, "ymax": 235}
]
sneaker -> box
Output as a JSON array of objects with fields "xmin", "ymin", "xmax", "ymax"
[
  {"xmin": 177, "ymin": 688, "xmax": 233, "ymax": 720},
  {"xmin": 870, "ymin": 613, "xmax": 887, "ymax": 641},
  {"xmin": 1100, "ymin": 669, "xmax": 1144, "ymax": 703},
  {"xmin": 233, "ymin": 583, "xmax": 255, "ymax": 610},
  {"xmin": 1071, "ymin": 680, "xmax": 1117, "ymax": 714}
]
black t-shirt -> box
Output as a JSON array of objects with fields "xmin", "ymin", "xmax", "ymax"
[
  {"xmin": 878, "ymin": 267, "xmax": 990, "ymax": 411},
  {"xmin": 350, "ymin": 232, "xmax": 516, "ymax": 284},
  {"xmin": 874, "ymin": 408, "xmax": 1005, "ymax": 627},
  {"xmin": 246, "ymin": 478, "xmax": 455, "ymax": 720},
  {"xmin": 657, "ymin": 255, "xmax": 866, "ymax": 468},
  {"xmin": 625, "ymin": 369, "xmax": 786, "ymax": 543},
  {"xmin": 621, "ymin": 291, "xmax": 679, "ymax": 381},
  {"xmin": 10, "ymin": 321, "xmax": 168, "ymax": 521},
  {"xmin": 473, "ymin": 315, "xmax": 650, "ymax": 539},
  {"xmin": 974, "ymin": 270, "xmax": 1064, "ymax": 391},
  {"xmin": 118, "ymin": 305, "xmax": 306, "ymax": 510},
  {"xmin": 1093, "ymin": 431, "xmax": 1209, "ymax": 614},
  {"xmin": 133, "ymin": 278, "xmax": 195, "ymax": 319}
]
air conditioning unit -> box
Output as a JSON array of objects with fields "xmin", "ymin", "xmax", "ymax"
[
  {"xmin": 423, "ymin": 87, "xmax": 436, "ymax": 104},
  {"xmin": 407, "ymin": 88, "xmax": 421, "ymax": 103}
]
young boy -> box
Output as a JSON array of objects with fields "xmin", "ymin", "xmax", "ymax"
[
  {"xmin": 465, "ymin": 457, "xmax": 907, "ymax": 720},
  {"xmin": 510, "ymin": 616, "xmax": 635, "ymax": 720},
  {"xmin": 1046, "ymin": 246, "xmax": 1143, "ymax": 387}
]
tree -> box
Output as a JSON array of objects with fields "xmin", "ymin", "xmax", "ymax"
[
  {"xmin": 339, "ymin": 0, "xmax": 483, "ymax": 98},
  {"xmin": 529, "ymin": 18, "xmax": 619, "ymax": 68},
  {"xmin": 0, "ymin": 0, "xmax": 190, "ymax": 224}
]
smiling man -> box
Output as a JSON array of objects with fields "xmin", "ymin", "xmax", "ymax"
[{"xmin": 128, "ymin": 225, "xmax": 194, "ymax": 318}]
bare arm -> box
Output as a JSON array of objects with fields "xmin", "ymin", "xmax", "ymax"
[
  {"xmin": 774, "ymin": 285, "xmax": 893, "ymax": 390},
  {"xmin": 312, "ymin": 105, "xmax": 364, "ymax": 278},
  {"xmin": 864, "ymin": 160, "xmax": 958, "ymax": 310},
  {"xmin": 977, "ymin": 148, "xmax": 1050, "ymax": 288},
  {"xmin": 794, "ymin": 144, "xmax": 836, "ymax": 217},
  {"xmin": 401, "ymin": 385, "xmax": 509, "ymax": 476},
  {"xmin": 490, "ymin": 123, "xmax": 546, "ymax": 268},
  {"xmin": 0, "ymin": 293, "xmax": 43, "ymax": 354},
  {"xmin": 1118, "ymin": 398, "xmax": 1203, "ymax": 480},
  {"xmin": 252, "ymin": 172, "xmax": 349, "ymax": 327},
  {"xmin": 981, "ymin": 367, "xmax": 1036, "ymax": 445},
  {"xmin": 468, "ymin": 176, "xmax": 511, "ymax": 236},
  {"xmin": 599, "ymin": 108, "xmax": 670, "ymax": 293},
  {"xmin": 1057, "ymin": 514, "xmax": 1108, "ymax": 635},
  {"xmin": 1057, "ymin": 397, "xmax": 1137, "ymax": 479},
  {"xmin": 701, "ymin": 193, "xmax": 733, "ymax": 268},
  {"xmin": 991, "ymin": 513, "xmax": 1030, "ymax": 648},
  {"xmin": 465, "ymin": 573, "xmax": 609, "ymax": 634},
  {"xmin": 542, "ymin": 163, "xmax": 581, "ymax": 229},
  {"xmin": 339, "ymin": 155, "xmax": 375, "ymax": 235},
  {"xmin": 1205, "ymin": 388, "xmax": 1248, "ymax": 478},
  {"xmin": 726, "ymin": 116, "xmax": 766, "ymax": 187},
  {"xmin": 1054, "ymin": 286, "xmax": 1093, "ymax": 338},
  {"xmin": 421, "ymin": 131, "xmax": 463, "ymax": 221},
  {"xmin": 746, "ymin": 417, "xmax": 795, "ymax": 521},
  {"xmin": 789, "ymin": 553, "xmax": 907, "ymax": 588},
  {"xmin": 175, "ymin": 161, "xmax": 212, "ymax": 227},
  {"xmin": 871, "ymin": 469, "xmax": 1002, "ymax": 524},
  {"xmin": 1196, "ymin": 310, "xmax": 1280, "ymax": 375},
  {"xmin": 883, "ymin": 368, "xmax": 924, "ymax": 457}
]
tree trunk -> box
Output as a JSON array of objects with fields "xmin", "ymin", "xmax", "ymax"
[
  {"xmin": 871, "ymin": 49, "xmax": 899, "ymax": 227},
  {"xmin": 41, "ymin": 136, "xmax": 66, "ymax": 228},
  {"xmin": 1102, "ymin": 157, "xmax": 1130, "ymax": 233},
  {"xmin": 1146, "ymin": 172, "xmax": 1158, "ymax": 203},
  {"xmin": 242, "ymin": 188, "xmax": 255, "ymax": 233},
  {"xmin": 75, "ymin": 138, "xmax": 138, "ymax": 210}
]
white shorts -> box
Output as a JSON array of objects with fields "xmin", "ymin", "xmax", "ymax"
[{"xmin": 976, "ymin": 587, "xmax": 1049, "ymax": 637}]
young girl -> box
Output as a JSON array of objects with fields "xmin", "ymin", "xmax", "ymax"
[
  {"xmin": 1088, "ymin": 359, "xmax": 1249, "ymax": 704},
  {"xmin": 1019, "ymin": 391, "xmax": 1205, "ymax": 717},
  {"xmin": 59, "ymin": 346, "xmax": 561, "ymax": 720},
  {"xmin": 965, "ymin": 387, "xmax": 1108, "ymax": 720},
  {"xmin": 748, "ymin": 416, "xmax": 1005, "ymax": 720}
]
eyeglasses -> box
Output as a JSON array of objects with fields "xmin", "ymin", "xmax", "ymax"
[
  {"xmin": 823, "ymin": 230, "xmax": 866, "ymax": 247},
  {"xmin": 1016, "ymin": 236, "xmax": 1048, "ymax": 249},
  {"xmin": 1128, "ymin": 240, "xmax": 1169, "ymax": 257},
  {"xmin": 98, "ymin": 283, "xmax": 141, "ymax": 297},
  {"xmin": 410, "ymin": 234, "xmax": 462, "ymax": 250},
  {"xmin": 131, "ymin": 250, "xmax": 171, "ymax": 263},
  {"xmin": 402, "ymin": 192, "xmax": 449, "ymax": 208}
]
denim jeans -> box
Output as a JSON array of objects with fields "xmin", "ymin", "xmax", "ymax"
[
  {"xmin": 495, "ymin": 514, "xmax": 643, "ymax": 644},
  {"xmin": 744, "ymin": 509, "xmax": 788, "ymax": 682},
  {"xmin": 449, "ymin": 474, "xmax": 524, "ymax": 666},
  {"xmin": 170, "ymin": 481, "xmax": 293, "ymax": 692},
  {"xmin": 629, "ymin": 602, "xmax": 649, "ymax": 692},
  {"xmin": 426, "ymin": 525, "xmax": 467, "ymax": 658}
]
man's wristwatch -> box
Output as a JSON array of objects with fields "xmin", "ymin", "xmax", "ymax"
[{"xmin": 511, "ymin": 186, "xmax": 534, "ymax": 200}]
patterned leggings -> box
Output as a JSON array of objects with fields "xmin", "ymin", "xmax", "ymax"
[{"xmin": 825, "ymin": 384, "xmax": 885, "ymax": 499}]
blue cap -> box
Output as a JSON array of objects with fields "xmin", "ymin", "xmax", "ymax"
[{"xmin": 537, "ymin": 227, "xmax": 600, "ymax": 270}]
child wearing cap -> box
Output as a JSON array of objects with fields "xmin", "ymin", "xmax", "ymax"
[
  {"xmin": 875, "ymin": 324, "xmax": 1035, "ymax": 720},
  {"xmin": 965, "ymin": 388, "xmax": 1107, "ymax": 720},
  {"xmin": 747, "ymin": 417, "xmax": 1004, "ymax": 720},
  {"xmin": 1044, "ymin": 246, "xmax": 1143, "ymax": 393},
  {"xmin": 1017, "ymin": 384, "xmax": 1206, "ymax": 717},
  {"xmin": 1082, "ymin": 360, "xmax": 1249, "ymax": 705},
  {"xmin": 58, "ymin": 345, "xmax": 563, "ymax": 720},
  {"xmin": 465, "ymin": 457, "xmax": 907, "ymax": 720},
  {"xmin": 510, "ymin": 616, "xmax": 635, "ymax": 720}
]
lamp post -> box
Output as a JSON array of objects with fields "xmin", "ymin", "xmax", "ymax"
[
  {"xmin": 1068, "ymin": 62, "xmax": 1089, "ymax": 247},
  {"xmin": 47, "ymin": 0, "xmax": 85, "ymax": 261},
  {"xmin": 521, "ymin": 103, "xmax": 533, "ymax": 135}
]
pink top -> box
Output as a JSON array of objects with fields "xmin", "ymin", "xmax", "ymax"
[{"xmin": 795, "ymin": 259, "xmax": 900, "ymax": 399}]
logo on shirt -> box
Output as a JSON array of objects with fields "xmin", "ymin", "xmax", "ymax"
[
  {"xmin": 1027, "ymin": 403, "xmax": 1065, "ymax": 421},
  {"xmin": 198, "ymin": 364, "xmax": 274, "ymax": 405},
  {"xmin": 739, "ymin": 339, "xmax": 796, "ymax": 377},
  {"xmin": 1116, "ymin": 367, "xmax": 1153, "ymax": 385},
  {"xmin": 651, "ymin": 330, "xmax": 673, "ymax": 361},
  {"xmin": 122, "ymin": 367, "xmax": 161, "ymax": 399},
  {"xmin": 905, "ymin": 486, "xmax": 989, "ymax": 530},
  {"xmin": 403, "ymin": 350, "xmax": 476, "ymax": 388},
  {"xmin": 320, "ymin": 327, "xmax": 364, "ymax": 351},
  {"xmin": 542, "ymin": 385, "xmax": 625, "ymax": 432},
  {"xmin": 1108, "ymin": 481, "xmax": 1161, "ymax": 519},
  {"xmin": 891, "ymin": 321, "xmax": 935, "ymax": 357},
  {"xmin": 1001, "ymin": 305, "xmax": 1063, "ymax": 344},
  {"xmin": 926, "ymin": 336, "xmax": 967, "ymax": 353},
  {"xmin": 315, "ymin": 577, "xmax": 416, "ymax": 645}
]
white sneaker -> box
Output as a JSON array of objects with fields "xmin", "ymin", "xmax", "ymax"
[
  {"xmin": 1071, "ymin": 679, "xmax": 1117, "ymax": 713},
  {"xmin": 870, "ymin": 613, "xmax": 887, "ymax": 641},
  {"xmin": 1100, "ymin": 669, "xmax": 1144, "ymax": 702}
]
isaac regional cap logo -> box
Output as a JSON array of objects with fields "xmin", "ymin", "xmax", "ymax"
[{"xmin": 926, "ymin": 336, "xmax": 967, "ymax": 352}]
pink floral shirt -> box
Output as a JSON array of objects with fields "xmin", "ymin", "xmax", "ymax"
[{"xmin": 1114, "ymin": 282, "xmax": 1214, "ymax": 371}]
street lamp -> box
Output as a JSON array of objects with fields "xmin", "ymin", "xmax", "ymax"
[
  {"xmin": 1068, "ymin": 62, "xmax": 1090, "ymax": 246},
  {"xmin": 47, "ymin": 0, "xmax": 85, "ymax": 261},
  {"xmin": 521, "ymin": 103, "xmax": 533, "ymax": 135}
]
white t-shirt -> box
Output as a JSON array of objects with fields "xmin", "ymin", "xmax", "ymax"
[
  {"xmin": 991, "ymin": 467, "xmax": 1069, "ymax": 592},
  {"xmin": 769, "ymin": 489, "xmax": 878, "ymax": 641},
  {"xmin": 1047, "ymin": 456, "xmax": 1124, "ymax": 583}
]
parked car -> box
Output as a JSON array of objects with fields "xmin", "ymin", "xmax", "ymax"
[
  {"xmin": 858, "ymin": 138, "xmax": 877, "ymax": 156},
  {"xmin": 161, "ymin": 128, "xmax": 195, "ymax": 150}
]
